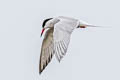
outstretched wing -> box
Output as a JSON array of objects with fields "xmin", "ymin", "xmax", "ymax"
[
  {"xmin": 53, "ymin": 20, "xmax": 79, "ymax": 62},
  {"xmin": 39, "ymin": 28, "xmax": 54, "ymax": 74}
]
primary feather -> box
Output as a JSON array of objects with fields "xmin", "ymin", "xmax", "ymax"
[{"xmin": 39, "ymin": 28, "xmax": 54, "ymax": 74}]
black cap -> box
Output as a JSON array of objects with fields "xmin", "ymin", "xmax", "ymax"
[{"xmin": 42, "ymin": 18, "xmax": 53, "ymax": 28}]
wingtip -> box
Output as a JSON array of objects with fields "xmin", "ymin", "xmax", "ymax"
[
  {"xmin": 39, "ymin": 66, "xmax": 45, "ymax": 75},
  {"xmin": 39, "ymin": 72, "xmax": 41, "ymax": 75},
  {"xmin": 39, "ymin": 65, "xmax": 42, "ymax": 75},
  {"xmin": 39, "ymin": 69, "xmax": 43, "ymax": 75}
]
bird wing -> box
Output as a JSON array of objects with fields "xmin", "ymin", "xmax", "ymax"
[
  {"xmin": 53, "ymin": 20, "xmax": 79, "ymax": 62},
  {"xmin": 39, "ymin": 28, "xmax": 54, "ymax": 74}
]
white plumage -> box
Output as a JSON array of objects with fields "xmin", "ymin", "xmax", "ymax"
[{"xmin": 39, "ymin": 16, "xmax": 99, "ymax": 74}]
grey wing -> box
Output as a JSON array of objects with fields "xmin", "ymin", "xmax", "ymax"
[
  {"xmin": 53, "ymin": 21, "xmax": 78, "ymax": 62},
  {"xmin": 39, "ymin": 28, "xmax": 54, "ymax": 74}
]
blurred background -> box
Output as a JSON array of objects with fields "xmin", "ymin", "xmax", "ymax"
[{"xmin": 0, "ymin": 0, "xmax": 120, "ymax": 80}]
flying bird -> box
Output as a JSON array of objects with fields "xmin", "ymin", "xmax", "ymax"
[{"xmin": 39, "ymin": 16, "xmax": 100, "ymax": 74}]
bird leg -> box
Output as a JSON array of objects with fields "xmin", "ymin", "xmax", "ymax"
[{"xmin": 80, "ymin": 26, "xmax": 86, "ymax": 28}]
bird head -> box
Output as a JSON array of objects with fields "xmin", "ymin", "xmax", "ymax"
[{"xmin": 41, "ymin": 18, "xmax": 53, "ymax": 37}]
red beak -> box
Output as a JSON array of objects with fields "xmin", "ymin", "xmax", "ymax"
[{"xmin": 41, "ymin": 28, "xmax": 45, "ymax": 37}]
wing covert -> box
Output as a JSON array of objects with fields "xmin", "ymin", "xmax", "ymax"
[{"xmin": 53, "ymin": 20, "xmax": 79, "ymax": 62}]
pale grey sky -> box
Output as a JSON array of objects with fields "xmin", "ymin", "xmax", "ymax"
[{"xmin": 0, "ymin": 0, "xmax": 120, "ymax": 80}]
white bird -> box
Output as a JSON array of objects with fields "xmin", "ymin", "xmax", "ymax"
[{"xmin": 39, "ymin": 16, "xmax": 100, "ymax": 74}]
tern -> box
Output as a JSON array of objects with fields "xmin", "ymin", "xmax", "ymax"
[{"xmin": 39, "ymin": 16, "xmax": 101, "ymax": 74}]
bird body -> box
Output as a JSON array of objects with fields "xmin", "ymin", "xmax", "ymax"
[{"xmin": 39, "ymin": 16, "xmax": 99, "ymax": 74}]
